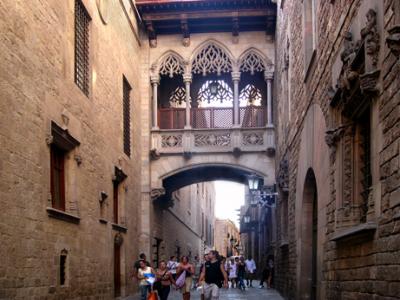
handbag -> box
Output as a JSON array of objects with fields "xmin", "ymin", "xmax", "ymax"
[
  {"xmin": 154, "ymin": 270, "xmax": 168, "ymax": 292},
  {"xmin": 175, "ymin": 270, "xmax": 186, "ymax": 289},
  {"xmin": 147, "ymin": 291, "xmax": 157, "ymax": 300}
]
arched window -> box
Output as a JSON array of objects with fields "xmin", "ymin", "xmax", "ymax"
[
  {"xmin": 197, "ymin": 80, "xmax": 233, "ymax": 107},
  {"xmin": 239, "ymin": 84, "xmax": 262, "ymax": 107},
  {"xmin": 191, "ymin": 43, "xmax": 233, "ymax": 76}
]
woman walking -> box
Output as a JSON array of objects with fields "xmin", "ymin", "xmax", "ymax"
[
  {"xmin": 176, "ymin": 256, "xmax": 195, "ymax": 300},
  {"xmin": 155, "ymin": 260, "xmax": 176, "ymax": 300},
  {"xmin": 137, "ymin": 260, "xmax": 155, "ymax": 300},
  {"xmin": 227, "ymin": 257, "xmax": 237, "ymax": 288}
]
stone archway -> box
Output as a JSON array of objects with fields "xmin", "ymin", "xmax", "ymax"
[
  {"xmin": 295, "ymin": 104, "xmax": 329, "ymax": 300},
  {"xmin": 299, "ymin": 169, "xmax": 318, "ymax": 300}
]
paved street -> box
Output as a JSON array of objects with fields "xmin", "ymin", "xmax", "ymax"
[{"xmin": 124, "ymin": 281, "xmax": 283, "ymax": 300}]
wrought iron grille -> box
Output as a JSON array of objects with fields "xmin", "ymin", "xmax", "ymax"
[
  {"xmin": 74, "ymin": 0, "xmax": 91, "ymax": 96},
  {"xmin": 123, "ymin": 77, "xmax": 131, "ymax": 156},
  {"xmin": 240, "ymin": 106, "xmax": 267, "ymax": 127},
  {"xmin": 158, "ymin": 108, "xmax": 185, "ymax": 129}
]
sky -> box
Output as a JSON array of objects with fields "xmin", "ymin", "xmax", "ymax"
[{"xmin": 214, "ymin": 180, "xmax": 245, "ymax": 228}]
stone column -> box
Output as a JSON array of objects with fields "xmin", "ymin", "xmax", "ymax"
[
  {"xmin": 264, "ymin": 71, "xmax": 274, "ymax": 127},
  {"xmin": 150, "ymin": 74, "xmax": 160, "ymax": 129},
  {"xmin": 231, "ymin": 71, "xmax": 241, "ymax": 126},
  {"xmin": 183, "ymin": 73, "xmax": 192, "ymax": 129}
]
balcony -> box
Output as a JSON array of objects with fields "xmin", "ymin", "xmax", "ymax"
[{"xmin": 152, "ymin": 107, "xmax": 274, "ymax": 156}]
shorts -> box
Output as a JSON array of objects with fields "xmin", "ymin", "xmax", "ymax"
[
  {"xmin": 203, "ymin": 283, "xmax": 219, "ymax": 300},
  {"xmin": 181, "ymin": 277, "xmax": 193, "ymax": 294}
]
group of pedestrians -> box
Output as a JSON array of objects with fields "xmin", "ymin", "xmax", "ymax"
[{"xmin": 132, "ymin": 252, "xmax": 274, "ymax": 300}]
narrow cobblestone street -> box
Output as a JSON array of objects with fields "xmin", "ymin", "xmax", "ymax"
[{"xmin": 124, "ymin": 282, "xmax": 283, "ymax": 300}]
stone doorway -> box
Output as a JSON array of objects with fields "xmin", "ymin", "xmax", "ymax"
[{"xmin": 299, "ymin": 169, "xmax": 318, "ymax": 300}]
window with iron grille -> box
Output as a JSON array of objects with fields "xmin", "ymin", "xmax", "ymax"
[
  {"xmin": 74, "ymin": 0, "xmax": 91, "ymax": 96},
  {"xmin": 123, "ymin": 77, "xmax": 132, "ymax": 157}
]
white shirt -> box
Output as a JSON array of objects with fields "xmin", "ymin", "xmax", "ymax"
[
  {"xmin": 245, "ymin": 259, "xmax": 256, "ymax": 273},
  {"xmin": 167, "ymin": 260, "xmax": 178, "ymax": 274}
]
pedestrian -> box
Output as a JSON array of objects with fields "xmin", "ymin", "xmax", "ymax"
[
  {"xmin": 236, "ymin": 257, "xmax": 246, "ymax": 291},
  {"xmin": 167, "ymin": 256, "xmax": 178, "ymax": 280},
  {"xmin": 192, "ymin": 255, "xmax": 202, "ymax": 290},
  {"xmin": 137, "ymin": 260, "xmax": 155, "ymax": 300},
  {"xmin": 199, "ymin": 250, "xmax": 228, "ymax": 300},
  {"xmin": 176, "ymin": 256, "xmax": 195, "ymax": 300},
  {"xmin": 155, "ymin": 260, "xmax": 176, "ymax": 300},
  {"xmin": 133, "ymin": 253, "xmax": 151, "ymax": 279},
  {"xmin": 227, "ymin": 257, "xmax": 237, "ymax": 288},
  {"xmin": 198, "ymin": 254, "xmax": 210, "ymax": 300},
  {"xmin": 245, "ymin": 255, "xmax": 256, "ymax": 287}
]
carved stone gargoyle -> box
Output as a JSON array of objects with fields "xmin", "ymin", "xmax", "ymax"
[
  {"xmin": 150, "ymin": 188, "xmax": 166, "ymax": 200},
  {"xmin": 277, "ymin": 158, "xmax": 289, "ymax": 193},
  {"xmin": 150, "ymin": 148, "xmax": 160, "ymax": 160}
]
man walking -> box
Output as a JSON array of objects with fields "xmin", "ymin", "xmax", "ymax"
[
  {"xmin": 245, "ymin": 255, "xmax": 256, "ymax": 287},
  {"xmin": 199, "ymin": 250, "xmax": 228, "ymax": 300}
]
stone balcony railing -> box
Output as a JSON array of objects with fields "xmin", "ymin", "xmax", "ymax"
[{"xmin": 151, "ymin": 126, "xmax": 275, "ymax": 155}]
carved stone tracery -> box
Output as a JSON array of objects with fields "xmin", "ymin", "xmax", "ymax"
[
  {"xmin": 161, "ymin": 135, "xmax": 182, "ymax": 148},
  {"xmin": 159, "ymin": 54, "xmax": 185, "ymax": 78},
  {"xmin": 194, "ymin": 133, "xmax": 231, "ymax": 147},
  {"xmin": 242, "ymin": 132, "xmax": 264, "ymax": 146},
  {"xmin": 191, "ymin": 44, "xmax": 233, "ymax": 76},
  {"xmin": 239, "ymin": 51, "xmax": 266, "ymax": 75}
]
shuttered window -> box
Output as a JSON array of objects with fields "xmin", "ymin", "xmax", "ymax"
[
  {"xmin": 74, "ymin": 0, "xmax": 91, "ymax": 96},
  {"xmin": 123, "ymin": 77, "xmax": 132, "ymax": 156}
]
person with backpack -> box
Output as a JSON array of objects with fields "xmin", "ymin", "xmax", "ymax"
[{"xmin": 199, "ymin": 250, "xmax": 228, "ymax": 300}]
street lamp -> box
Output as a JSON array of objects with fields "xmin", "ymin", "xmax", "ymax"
[
  {"xmin": 244, "ymin": 215, "xmax": 251, "ymax": 223},
  {"xmin": 247, "ymin": 174, "xmax": 261, "ymax": 191}
]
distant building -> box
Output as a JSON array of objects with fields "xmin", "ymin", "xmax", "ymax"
[{"xmin": 214, "ymin": 219, "xmax": 241, "ymax": 258}]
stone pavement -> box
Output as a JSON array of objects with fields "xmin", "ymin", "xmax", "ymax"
[{"xmin": 123, "ymin": 281, "xmax": 283, "ymax": 300}]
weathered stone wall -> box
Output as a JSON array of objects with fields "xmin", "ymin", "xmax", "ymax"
[
  {"xmin": 214, "ymin": 219, "xmax": 240, "ymax": 257},
  {"xmin": 275, "ymin": 0, "xmax": 400, "ymax": 299},
  {"xmin": 0, "ymin": 0, "xmax": 143, "ymax": 298}
]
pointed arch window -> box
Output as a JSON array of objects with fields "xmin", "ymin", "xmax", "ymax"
[
  {"xmin": 197, "ymin": 80, "xmax": 233, "ymax": 107},
  {"xmin": 191, "ymin": 44, "xmax": 233, "ymax": 76},
  {"xmin": 239, "ymin": 52, "xmax": 267, "ymax": 75},
  {"xmin": 159, "ymin": 54, "xmax": 184, "ymax": 78},
  {"xmin": 239, "ymin": 84, "xmax": 262, "ymax": 107}
]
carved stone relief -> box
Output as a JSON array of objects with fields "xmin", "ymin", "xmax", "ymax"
[
  {"xmin": 191, "ymin": 44, "xmax": 233, "ymax": 76},
  {"xmin": 159, "ymin": 54, "xmax": 185, "ymax": 78},
  {"xmin": 277, "ymin": 158, "xmax": 289, "ymax": 193},
  {"xmin": 194, "ymin": 133, "xmax": 231, "ymax": 147},
  {"xmin": 242, "ymin": 132, "xmax": 264, "ymax": 146},
  {"xmin": 150, "ymin": 188, "xmax": 166, "ymax": 200},
  {"xmin": 161, "ymin": 135, "xmax": 182, "ymax": 148}
]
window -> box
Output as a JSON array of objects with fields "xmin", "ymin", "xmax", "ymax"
[
  {"xmin": 49, "ymin": 122, "xmax": 79, "ymax": 212},
  {"xmin": 112, "ymin": 167, "xmax": 127, "ymax": 224},
  {"xmin": 123, "ymin": 77, "xmax": 131, "ymax": 157},
  {"xmin": 303, "ymin": 0, "xmax": 316, "ymax": 72},
  {"xmin": 74, "ymin": 0, "xmax": 91, "ymax": 96},
  {"xmin": 60, "ymin": 250, "xmax": 68, "ymax": 286},
  {"xmin": 51, "ymin": 145, "xmax": 66, "ymax": 211}
]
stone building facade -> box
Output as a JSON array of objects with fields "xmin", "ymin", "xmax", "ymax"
[
  {"xmin": 0, "ymin": 0, "xmax": 144, "ymax": 298},
  {"xmin": 152, "ymin": 182, "xmax": 216, "ymax": 265},
  {"xmin": 274, "ymin": 0, "xmax": 400, "ymax": 299},
  {"xmin": 214, "ymin": 219, "xmax": 240, "ymax": 258}
]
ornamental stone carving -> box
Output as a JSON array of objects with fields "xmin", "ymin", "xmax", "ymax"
[
  {"xmin": 277, "ymin": 158, "xmax": 289, "ymax": 193},
  {"xmin": 325, "ymin": 126, "xmax": 345, "ymax": 148},
  {"xmin": 194, "ymin": 133, "xmax": 231, "ymax": 147},
  {"xmin": 387, "ymin": 25, "xmax": 400, "ymax": 58},
  {"xmin": 150, "ymin": 188, "xmax": 166, "ymax": 200},
  {"xmin": 159, "ymin": 54, "xmax": 185, "ymax": 78},
  {"xmin": 361, "ymin": 9, "xmax": 380, "ymax": 69},
  {"xmin": 114, "ymin": 233, "xmax": 124, "ymax": 246},
  {"xmin": 150, "ymin": 148, "xmax": 160, "ymax": 160},
  {"xmin": 161, "ymin": 135, "xmax": 182, "ymax": 148},
  {"xmin": 191, "ymin": 43, "xmax": 233, "ymax": 76},
  {"xmin": 242, "ymin": 132, "xmax": 264, "ymax": 146},
  {"xmin": 239, "ymin": 51, "xmax": 266, "ymax": 75}
]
